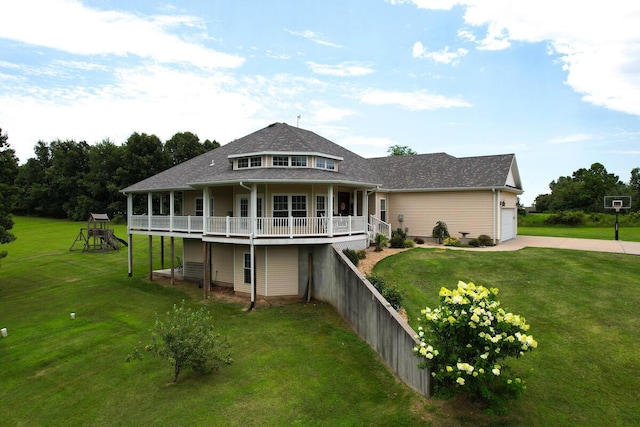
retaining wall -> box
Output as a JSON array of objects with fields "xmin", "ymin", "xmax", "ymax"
[{"xmin": 306, "ymin": 244, "xmax": 431, "ymax": 397}]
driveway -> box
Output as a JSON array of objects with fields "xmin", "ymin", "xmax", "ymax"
[{"xmin": 485, "ymin": 235, "xmax": 640, "ymax": 255}]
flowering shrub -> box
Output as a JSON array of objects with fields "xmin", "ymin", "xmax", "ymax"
[{"xmin": 414, "ymin": 281, "xmax": 537, "ymax": 412}]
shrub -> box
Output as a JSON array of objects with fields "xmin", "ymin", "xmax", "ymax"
[
  {"xmin": 127, "ymin": 301, "xmax": 233, "ymax": 382},
  {"xmin": 414, "ymin": 282, "xmax": 537, "ymax": 413},
  {"xmin": 432, "ymin": 221, "xmax": 450, "ymax": 244},
  {"xmin": 343, "ymin": 248, "xmax": 359, "ymax": 266},
  {"xmin": 544, "ymin": 210, "xmax": 586, "ymax": 226},
  {"xmin": 468, "ymin": 238, "xmax": 480, "ymax": 247},
  {"xmin": 392, "ymin": 228, "xmax": 407, "ymax": 240},
  {"xmin": 389, "ymin": 235, "xmax": 406, "ymax": 248},
  {"xmin": 356, "ymin": 250, "xmax": 367, "ymax": 260},
  {"xmin": 366, "ymin": 275, "xmax": 403, "ymax": 310},
  {"xmin": 413, "ymin": 237, "xmax": 425, "ymax": 244},
  {"xmin": 443, "ymin": 237, "xmax": 461, "ymax": 247},
  {"xmin": 374, "ymin": 233, "xmax": 388, "ymax": 252},
  {"xmin": 477, "ymin": 235, "xmax": 493, "ymax": 246},
  {"xmin": 403, "ymin": 239, "xmax": 415, "ymax": 248}
]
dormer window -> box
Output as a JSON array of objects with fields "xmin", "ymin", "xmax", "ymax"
[
  {"xmin": 237, "ymin": 156, "xmax": 261, "ymax": 169},
  {"xmin": 273, "ymin": 156, "xmax": 289, "ymax": 166},
  {"xmin": 316, "ymin": 157, "xmax": 335, "ymax": 170},
  {"xmin": 291, "ymin": 156, "xmax": 307, "ymax": 167}
]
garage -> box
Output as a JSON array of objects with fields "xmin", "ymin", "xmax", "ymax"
[{"xmin": 501, "ymin": 208, "xmax": 516, "ymax": 241}]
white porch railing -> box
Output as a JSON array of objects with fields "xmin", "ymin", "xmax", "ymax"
[
  {"xmin": 368, "ymin": 215, "xmax": 391, "ymax": 241},
  {"xmin": 129, "ymin": 215, "xmax": 367, "ymax": 238}
]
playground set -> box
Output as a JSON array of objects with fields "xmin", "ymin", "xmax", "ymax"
[{"xmin": 69, "ymin": 213, "xmax": 127, "ymax": 252}]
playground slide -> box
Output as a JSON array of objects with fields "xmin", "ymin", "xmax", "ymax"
[{"xmin": 114, "ymin": 235, "xmax": 128, "ymax": 246}]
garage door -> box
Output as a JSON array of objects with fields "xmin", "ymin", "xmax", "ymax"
[{"xmin": 501, "ymin": 208, "xmax": 516, "ymax": 241}]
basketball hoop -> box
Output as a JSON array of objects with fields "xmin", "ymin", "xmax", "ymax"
[{"xmin": 603, "ymin": 196, "xmax": 632, "ymax": 241}]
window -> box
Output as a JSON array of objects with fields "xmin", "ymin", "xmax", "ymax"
[
  {"xmin": 291, "ymin": 156, "xmax": 307, "ymax": 167},
  {"xmin": 250, "ymin": 156, "xmax": 262, "ymax": 167},
  {"xmin": 195, "ymin": 198, "xmax": 214, "ymax": 216},
  {"xmin": 316, "ymin": 157, "xmax": 335, "ymax": 170},
  {"xmin": 237, "ymin": 158, "xmax": 249, "ymax": 169},
  {"xmin": 291, "ymin": 195, "xmax": 307, "ymax": 217},
  {"xmin": 273, "ymin": 156, "xmax": 289, "ymax": 166},
  {"xmin": 380, "ymin": 198, "xmax": 387, "ymax": 222},
  {"xmin": 273, "ymin": 195, "xmax": 288, "ymax": 218},
  {"xmin": 243, "ymin": 253, "xmax": 251, "ymax": 284},
  {"xmin": 316, "ymin": 195, "xmax": 326, "ymax": 217}
]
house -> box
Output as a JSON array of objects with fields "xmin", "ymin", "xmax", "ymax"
[{"xmin": 121, "ymin": 122, "xmax": 522, "ymax": 300}]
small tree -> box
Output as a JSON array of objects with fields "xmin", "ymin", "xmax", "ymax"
[
  {"xmin": 128, "ymin": 301, "xmax": 233, "ymax": 382},
  {"xmin": 432, "ymin": 221, "xmax": 450, "ymax": 244},
  {"xmin": 374, "ymin": 233, "xmax": 388, "ymax": 251}
]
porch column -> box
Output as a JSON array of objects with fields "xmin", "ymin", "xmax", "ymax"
[
  {"xmin": 203, "ymin": 187, "xmax": 210, "ymax": 234},
  {"xmin": 353, "ymin": 190, "xmax": 359, "ymax": 216},
  {"xmin": 327, "ymin": 185, "xmax": 334, "ymax": 236},
  {"xmin": 127, "ymin": 194, "xmax": 133, "ymax": 277},
  {"xmin": 169, "ymin": 191, "xmax": 175, "ymax": 232},
  {"xmin": 148, "ymin": 235, "xmax": 153, "ymax": 281},
  {"xmin": 362, "ymin": 189, "xmax": 369, "ymax": 219},
  {"xmin": 170, "ymin": 236, "xmax": 175, "ymax": 285},
  {"xmin": 203, "ymin": 242, "xmax": 211, "ymax": 300},
  {"xmin": 147, "ymin": 192, "xmax": 153, "ymax": 230}
]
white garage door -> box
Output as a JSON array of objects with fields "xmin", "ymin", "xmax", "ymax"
[{"xmin": 501, "ymin": 208, "xmax": 516, "ymax": 241}]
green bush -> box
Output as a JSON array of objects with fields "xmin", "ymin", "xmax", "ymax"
[
  {"xmin": 432, "ymin": 221, "xmax": 450, "ymax": 244},
  {"xmin": 468, "ymin": 238, "xmax": 480, "ymax": 247},
  {"xmin": 477, "ymin": 235, "xmax": 493, "ymax": 246},
  {"xmin": 403, "ymin": 239, "xmax": 415, "ymax": 248},
  {"xmin": 389, "ymin": 235, "xmax": 406, "ymax": 248},
  {"xmin": 443, "ymin": 237, "xmax": 461, "ymax": 247},
  {"xmin": 374, "ymin": 233, "xmax": 388, "ymax": 251},
  {"xmin": 414, "ymin": 281, "xmax": 537, "ymax": 413},
  {"xmin": 343, "ymin": 248, "xmax": 359, "ymax": 266},
  {"xmin": 544, "ymin": 211, "xmax": 586, "ymax": 226},
  {"xmin": 392, "ymin": 228, "xmax": 407, "ymax": 240},
  {"xmin": 366, "ymin": 275, "xmax": 403, "ymax": 310},
  {"xmin": 356, "ymin": 250, "xmax": 367, "ymax": 260}
]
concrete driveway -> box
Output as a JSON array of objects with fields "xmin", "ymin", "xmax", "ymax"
[{"xmin": 486, "ymin": 235, "xmax": 640, "ymax": 255}]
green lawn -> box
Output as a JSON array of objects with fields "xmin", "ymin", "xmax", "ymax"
[
  {"xmin": 372, "ymin": 247, "xmax": 640, "ymax": 426},
  {"xmin": 0, "ymin": 217, "xmax": 431, "ymax": 426},
  {"xmin": 519, "ymin": 225, "xmax": 640, "ymax": 241},
  {"xmin": 3, "ymin": 217, "xmax": 639, "ymax": 426}
]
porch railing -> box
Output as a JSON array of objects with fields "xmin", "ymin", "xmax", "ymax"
[
  {"xmin": 129, "ymin": 215, "xmax": 367, "ymax": 238},
  {"xmin": 368, "ymin": 215, "xmax": 391, "ymax": 241}
]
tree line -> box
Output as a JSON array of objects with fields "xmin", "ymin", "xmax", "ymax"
[
  {"xmin": 0, "ymin": 128, "xmax": 219, "ymax": 226},
  {"xmin": 533, "ymin": 162, "xmax": 640, "ymax": 213}
]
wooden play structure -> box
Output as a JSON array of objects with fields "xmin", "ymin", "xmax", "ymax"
[{"xmin": 70, "ymin": 213, "xmax": 127, "ymax": 252}]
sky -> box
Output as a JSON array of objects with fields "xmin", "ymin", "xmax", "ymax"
[{"xmin": 1, "ymin": 0, "xmax": 640, "ymax": 206}]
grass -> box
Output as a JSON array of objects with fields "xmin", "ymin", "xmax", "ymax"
[
  {"xmin": 3, "ymin": 217, "xmax": 639, "ymax": 426},
  {"xmin": 1, "ymin": 217, "xmax": 431, "ymax": 426},
  {"xmin": 518, "ymin": 225, "xmax": 640, "ymax": 241},
  {"xmin": 372, "ymin": 247, "xmax": 640, "ymax": 426}
]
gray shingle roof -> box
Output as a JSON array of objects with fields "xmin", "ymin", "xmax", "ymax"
[
  {"xmin": 368, "ymin": 152, "xmax": 520, "ymax": 191},
  {"xmin": 122, "ymin": 122, "xmax": 522, "ymax": 193}
]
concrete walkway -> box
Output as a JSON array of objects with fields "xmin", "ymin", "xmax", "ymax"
[{"xmin": 483, "ymin": 235, "xmax": 640, "ymax": 255}]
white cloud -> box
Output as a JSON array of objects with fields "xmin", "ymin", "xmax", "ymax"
[
  {"xmin": 284, "ymin": 29, "xmax": 343, "ymax": 48},
  {"xmin": 547, "ymin": 133, "xmax": 597, "ymax": 144},
  {"xmin": 0, "ymin": 0, "xmax": 244, "ymax": 69},
  {"xmin": 395, "ymin": 0, "xmax": 640, "ymax": 116},
  {"xmin": 412, "ymin": 42, "xmax": 468, "ymax": 64},
  {"xmin": 307, "ymin": 61, "xmax": 375, "ymax": 76},
  {"xmin": 359, "ymin": 89, "xmax": 472, "ymax": 110}
]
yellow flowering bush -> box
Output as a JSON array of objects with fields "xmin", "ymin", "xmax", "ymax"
[{"xmin": 414, "ymin": 281, "xmax": 537, "ymax": 412}]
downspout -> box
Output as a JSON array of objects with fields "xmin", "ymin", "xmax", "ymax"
[
  {"xmin": 247, "ymin": 232, "xmax": 256, "ymax": 311},
  {"xmin": 492, "ymin": 188, "xmax": 497, "ymax": 244}
]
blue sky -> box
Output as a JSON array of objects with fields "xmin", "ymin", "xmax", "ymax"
[{"xmin": 1, "ymin": 0, "xmax": 639, "ymax": 205}]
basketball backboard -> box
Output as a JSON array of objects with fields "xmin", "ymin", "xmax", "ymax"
[{"xmin": 603, "ymin": 196, "xmax": 632, "ymax": 212}]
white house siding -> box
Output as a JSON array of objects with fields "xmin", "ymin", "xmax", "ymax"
[
  {"xmin": 231, "ymin": 245, "xmax": 298, "ymax": 297},
  {"xmin": 211, "ymin": 243, "xmax": 234, "ymax": 287},
  {"xmin": 387, "ymin": 191, "xmax": 496, "ymax": 240},
  {"xmin": 264, "ymin": 246, "xmax": 299, "ymax": 296}
]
